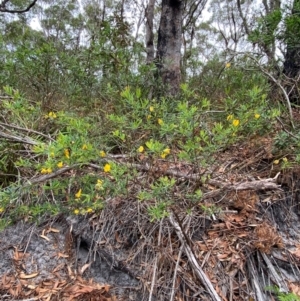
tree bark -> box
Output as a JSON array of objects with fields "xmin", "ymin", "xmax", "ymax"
[
  {"xmin": 157, "ymin": 0, "xmax": 183, "ymax": 96},
  {"xmin": 283, "ymin": 0, "xmax": 300, "ymax": 104},
  {"xmin": 145, "ymin": 0, "xmax": 156, "ymax": 64}
]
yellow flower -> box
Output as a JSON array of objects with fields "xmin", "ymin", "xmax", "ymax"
[
  {"xmin": 64, "ymin": 149, "xmax": 70, "ymax": 159},
  {"xmin": 74, "ymin": 209, "xmax": 79, "ymax": 215},
  {"xmin": 0, "ymin": 207, "xmax": 4, "ymax": 213},
  {"xmin": 47, "ymin": 112, "xmax": 57, "ymax": 119},
  {"xmin": 41, "ymin": 168, "xmax": 52, "ymax": 174},
  {"xmin": 103, "ymin": 163, "xmax": 111, "ymax": 173},
  {"xmin": 99, "ymin": 150, "xmax": 106, "ymax": 158},
  {"xmin": 57, "ymin": 161, "xmax": 63, "ymax": 168},
  {"xmin": 273, "ymin": 159, "xmax": 280, "ymax": 165},
  {"xmin": 163, "ymin": 148, "xmax": 171, "ymax": 155},
  {"xmin": 50, "ymin": 152, "xmax": 55, "ymax": 158},
  {"xmin": 82, "ymin": 144, "xmax": 88, "ymax": 150},
  {"xmin": 232, "ymin": 119, "xmax": 240, "ymax": 127},
  {"xmin": 254, "ymin": 113, "xmax": 260, "ymax": 119},
  {"xmin": 86, "ymin": 208, "xmax": 93, "ymax": 213},
  {"xmin": 149, "ymin": 106, "xmax": 154, "ymax": 112},
  {"xmin": 138, "ymin": 146, "xmax": 144, "ymax": 153},
  {"xmin": 41, "ymin": 168, "xmax": 48, "ymax": 174},
  {"xmin": 160, "ymin": 153, "xmax": 167, "ymax": 159},
  {"xmin": 95, "ymin": 179, "xmax": 103, "ymax": 190},
  {"xmin": 158, "ymin": 118, "xmax": 164, "ymax": 125},
  {"xmin": 227, "ymin": 114, "xmax": 233, "ymax": 121},
  {"xmin": 147, "ymin": 115, "xmax": 151, "ymax": 120},
  {"xmin": 75, "ymin": 189, "xmax": 82, "ymax": 199},
  {"xmin": 225, "ymin": 62, "xmax": 231, "ymax": 68},
  {"xmin": 282, "ymin": 157, "xmax": 288, "ymax": 162}
]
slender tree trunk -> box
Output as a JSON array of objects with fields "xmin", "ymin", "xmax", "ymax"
[
  {"xmin": 145, "ymin": 0, "xmax": 156, "ymax": 64},
  {"xmin": 157, "ymin": 0, "xmax": 183, "ymax": 96},
  {"xmin": 283, "ymin": 0, "xmax": 300, "ymax": 103}
]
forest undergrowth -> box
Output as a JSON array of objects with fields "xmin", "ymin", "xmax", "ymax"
[{"xmin": 1, "ymin": 73, "xmax": 300, "ymax": 300}]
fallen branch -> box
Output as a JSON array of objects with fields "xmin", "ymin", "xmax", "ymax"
[
  {"xmin": 0, "ymin": 130, "xmax": 39, "ymax": 145},
  {"xmin": 169, "ymin": 212, "xmax": 222, "ymax": 301}
]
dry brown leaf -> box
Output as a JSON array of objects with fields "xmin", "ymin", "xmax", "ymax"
[
  {"xmin": 289, "ymin": 246, "xmax": 300, "ymax": 259},
  {"xmin": 19, "ymin": 272, "xmax": 39, "ymax": 279},
  {"xmin": 289, "ymin": 283, "xmax": 300, "ymax": 296},
  {"xmin": 57, "ymin": 252, "xmax": 69, "ymax": 258},
  {"xmin": 79, "ymin": 262, "xmax": 92, "ymax": 275},
  {"xmin": 40, "ymin": 234, "xmax": 50, "ymax": 241},
  {"xmin": 47, "ymin": 227, "xmax": 60, "ymax": 233},
  {"xmin": 52, "ymin": 263, "xmax": 65, "ymax": 273}
]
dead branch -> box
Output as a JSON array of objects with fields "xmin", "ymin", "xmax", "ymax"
[
  {"xmin": 0, "ymin": 122, "xmax": 55, "ymax": 141},
  {"xmin": 0, "ymin": 0, "xmax": 38, "ymax": 13},
  {"xmin": 0, "ymin": 130, "xmax": 39, "ymax": 145},
  {"xmin": 169, "ymin": 212, "xmax": 223, "ymax": 301}
]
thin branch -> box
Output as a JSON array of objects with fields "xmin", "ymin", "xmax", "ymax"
[
  {"xmin": 247, "ymin": 55, "xmax": 295, "ymax": 128},
  {"xmin": 0, "ymin": 130, "xmax": 39, "ymax": 145},
  {"xmin": 0, "ymin": 0, "xmax": 38, "ymax": 13},
  {"xmin": 0, "ymin": 122, "xmax": 55, "ymax": 141}
]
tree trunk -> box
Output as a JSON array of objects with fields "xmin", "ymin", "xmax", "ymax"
[
  {"xmin": 156, "ymin": 0, "xmax": 183, "ymax": 96},
  {"xmin": 283, "ymin": 0, "xmax": 300, "ymax": 104},
  {"xmin": 145, "ymin": 0, "xmax": 156, "ymax": 64}
]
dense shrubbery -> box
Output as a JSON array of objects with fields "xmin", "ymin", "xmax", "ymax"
[
  {"xmin": 0, "ymin": 68, "xmax": 287, "ymax": 227},
  {"xmin": 0, "ymin": 0, "xmax": 299, "ymax": 230}
]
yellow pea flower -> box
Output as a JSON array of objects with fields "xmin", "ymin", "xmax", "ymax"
[
  {"xmin": 50, "ymin": 152, "xmax": 55, "ymax": 158},
  {"xmin": 41, "ymin": 168, "xmax": 52, "ymax": 174},
  {"xmin": 147, "ymin": 115, "xmax": 152, "ymax": 120},
  {"xmin": 0, "ymin": 207, "xmax": 5, "ymax": 213},
  {"xmin": 99, "ymin": 150, "xmax": 106, "ymax": 158},
  {"xmin": 64, "ymin": 149, "xmax": 70, "ymax": 159},
  {"xmin": 227, "ymin": 114, "xmax": 233, "ymax": 121},
  {"xmin": 282, "ymin": 157, "xmax": 288, "ymax": 162},
  {"xmin": 74, "ymin": 209, "xmax": 80, "ymax": 215},
  {"xmin": 160, "ymin": 153, "xmax": 167, "ymax": 159},
  {"xmin": 273, "ymin": 159, "xmax": 280, "ymax": 165},
  {"xmin": 57, "ymin": 162, "xmax": 63, "ymax": 168},
  {"xmin": 47, "ymin": 112, "xmax": 57, "ymax": 119},
  {"xmin": 95, "ymin": 179, "xmax": 103, "ymax": 190},
  {"xmin": 41, "ymin": 168, "xmax": 48, "ymax": 174},
  {"xmin": 82, "ymin": 144, "xmax": 88, "ymax": 150},
  {"xmin": 163, "ymin": 148, "xmax": 171, "ymax": 155},
  {"xmin": 232, "ymin": 119, "xmax": 240, "ymax": 127},
  {"xmin": 138, "ymin": 146, "xmax": 144, "ymax": 153},
  {"xmin": 86, "ymin": 208, "xmax": 93, "ymax": 213},
  {"xmin": 75, "ymin": 189, "xmax": 82, "ymax": 199},
  {"xmin": 254, "ymin": 113, "xmax": 260, "ymax": 119},
  {"xmin": 158, "ymin": 118, "xmax": 164, "ymax": 125},
  {"xmin": 149, "ymin": 106, "xmax": 154, "ymax": 112},
  {"xmin": 225, "ymin": 62, "xmax": 231, "ymax": 68},
  {"xmin": 103, "ymin": 163, "xmax": 111, "ymax": 173}
]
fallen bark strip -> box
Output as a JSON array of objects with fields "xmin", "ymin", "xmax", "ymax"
[
  {"xmin": 260, "ymin": 252, "xmax": 289, "ymax": 293},
  {"xmin": 168, "ymin": 212, "xmax": 222, "ymax": 301}
]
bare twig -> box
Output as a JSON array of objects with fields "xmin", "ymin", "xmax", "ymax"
[
  {"xmin": 169, "ymin": 212, "xmax": 222, "ymax": 301},
  {"xmin": 0, "ymin": 130, "xmax": 39, "ymax": 145},
  {"xmin": 0, "ymin": 122, "xmax": 55, "ymax": 141},
  {"xmin": 247, "ymin": 55, "xmax": 294, "ymax": 128},
  {"xmin": 148, "ymin": 219, "xmax": 163, "ymax": 301}
]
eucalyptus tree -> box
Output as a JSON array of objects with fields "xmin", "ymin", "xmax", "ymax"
[{"xmin": 283, "ymin": 0, "xmax": 300, "ymax": 103}]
